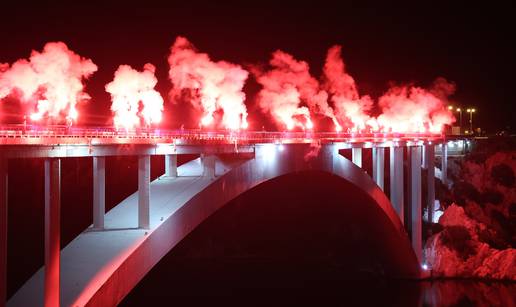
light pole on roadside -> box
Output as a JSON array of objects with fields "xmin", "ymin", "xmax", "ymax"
[
  {"xmin": 456, "ymin": 108, "xmax": 462, "ymax": 133},
  {"xmin": 466, "ymin": 108, "xmax": 476, "ymax": 133}
]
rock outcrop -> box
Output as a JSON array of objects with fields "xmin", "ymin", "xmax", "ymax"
[
  {"xmin": 425, "ymin": 148, "xmax": 516, "ymax": 280},
  {"xmin": 425, "ymin": 204, "xmax": 515, "ymax": 279}
]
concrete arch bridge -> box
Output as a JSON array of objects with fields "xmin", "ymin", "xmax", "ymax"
[{"xmin": 0, "ymin": 129, "xmax": 452, "ymax": 306}]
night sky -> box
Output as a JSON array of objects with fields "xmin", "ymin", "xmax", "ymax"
[{"xmin": 0, "ymin": 1, "xmax": 514, "ymax": 131}]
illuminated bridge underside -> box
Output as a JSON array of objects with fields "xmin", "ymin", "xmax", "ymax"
[{"xmin": 8, "ymin": 143, "xmax": 419, "ymax": 307}]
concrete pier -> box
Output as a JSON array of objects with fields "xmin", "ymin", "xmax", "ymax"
[
  {"xmin": 352, "ymin": 148, "xmax": 362, "ymax": 167},
  {"xmin": 164, "ymin": 154, "xmax": 178, "ymax": 178},
  {"xmin": 372, "ymin": 147, "xmax": 385, "ymax": 190},
  {"xmin": 44, "ymin": 159, "xmax": 61, "ymax": 307},
  {"xmin": 0, "ymin": 159, "xmax": 7, "ymax": 307},
  {"xmin": 138, "ymin": 156, "xmax": 150, "ymax": 229},
  {"xmin": 390, "ymin": 146, "xmax": 404, "ymax": 222},
  {"xmin": 409, "ymin": 147, "xmax": 422, "ymax": 263},
  {"xmin": 441, "ymin": 143, "xmax": 448, "ymax": 184},
  {"xmin": 424, "ymin": 145, "xmax": 436, "ymax": 223},
  {"xmin": 201, "ymin": 154, "xmax": 216, "ymax": 179},
  {"xmin": 93, "ymin": 157, "xmax": 105, "ymax": 229}
]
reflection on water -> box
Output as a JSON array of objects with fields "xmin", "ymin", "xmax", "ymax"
[
  {"xmin": 421, "ymin": 280, "xmax": 516, "ymax": 307},
  {"xmin": 121, "ymin": 257, "xmax": 516, "ymax": 306}
]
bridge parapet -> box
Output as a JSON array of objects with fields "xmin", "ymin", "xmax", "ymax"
[{"xmin": 1, "ymin": 124, "xmax": 445, "ymax": 145}]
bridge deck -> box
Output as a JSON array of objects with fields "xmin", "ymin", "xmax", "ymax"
[{"xmin": 8, "ymin": 157, "xmax": 247, "ymax": 307}]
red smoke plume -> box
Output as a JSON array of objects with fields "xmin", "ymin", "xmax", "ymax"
[
  {"xmin": 254, "ymin": 50, "xmax": 338, "ymax": 130},
  {"xmin": 168, "ymin": 36, "xmax": 249, "ymax": 130},
  {"xmin": 0, "ymin": 42, "xmax": 97, "ymax": 122},
  {"xmin": 377, "ymin": 79, "xmax": 456, "ymax": 133},
  {"xmin": 323, "ymin": 45, "xmax": 375, "ymax": 131},
  {"xmin": 106, "ymin": 63, "xmax": 164, "ymax": 129},
  {"xmin": 1, "ymin": 39, "xmax": 456, "ymax": 134},
  {"xmin": 255, "ymin": 44, "xmax": 455, "ymax": 133}
]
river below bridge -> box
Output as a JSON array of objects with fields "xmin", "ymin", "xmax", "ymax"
[{"xmin": 121, "ymin": 256, "xmax": 516, "ymax": 306}]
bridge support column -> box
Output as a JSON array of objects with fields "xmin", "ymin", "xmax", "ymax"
[
  {"xmin": 44, "ymin": 158, "xmax": 61, "ymax": 307},
  {"xmin": 351, "ymin": 148, "xmax": 362, "ymax": 168},
  {"xmin": 164, "ymin": 154, "xmax": 178, "ymax": 178},
  {"xmin": 409, "ymin": 146, "xmax": 422, "ymax": 263},
  {"xmin": 93, "ymin": 157, "xmax": 105, "ymax": 229},
  {"xmin": 390, "ymin": 146, "xmax": 404, "ymax": 222},
  {"xmin": 138, "ymin": 155, "xmax": 150, "ymax": 229},
  {"xmin": 0, "ymin": 159, "xmax": 7, "ymax": 307},
  {"xmin": 424, "ymin": 145, "xmax": 436, "ymax": 223},
  {"xmin": 441, "ymin": 143, "xmax": 448, "ymax": 184},
  {"xmin": 372, "ymin": 147, "xmax": 385, "ymax": 190},
  {"xmin": 201, "ymin": 154, "xmax": 216, "ymax": 179}
]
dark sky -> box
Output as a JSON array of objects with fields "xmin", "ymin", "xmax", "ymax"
[{"xmin": 0, "ymin": 0, "xmax": 514, "ymax": 132}]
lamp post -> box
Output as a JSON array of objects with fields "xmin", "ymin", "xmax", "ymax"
[
  {"xmin": 456, "ymin": 108, "xmax": 462, "ymax": 133},
  {"xmin": 466, "ymin": 108, "xmax": 476, "ymax": 133}
]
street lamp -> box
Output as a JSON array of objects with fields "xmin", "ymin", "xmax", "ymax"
[
  {"xmin": 466, "ymin": 108, "xmax": 476, "ymax": 133},
  {"xmin": 456, "ymin": 108, "xmax": 462, "ymax": 133}
]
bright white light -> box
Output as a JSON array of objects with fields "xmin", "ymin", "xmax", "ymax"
[
  {"xmin": 422, "ymin": 264, "xmax": 428, "ymax": 270},
  {"xmin": 278, "ymin": 144, "xmax": 284, "ymax": 151},
  {"xmin": 334, "ymin": 142, "xmax": 349, "ymax": 151},
  {"xmin": 433, "ymin": 210, "xmax": 444, "ymax": 223},
  {"xmin": 261, "ymin": 144, "xmax": 277, "ymax": 162}
]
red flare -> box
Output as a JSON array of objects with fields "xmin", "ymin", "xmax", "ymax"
[
  {"xmin": 0, "ymin": 42, "xmax": 97, "ymax": 123},
  {"xmin": 168, "ymin": 36, "xmax": 249, "ymax": 130}
]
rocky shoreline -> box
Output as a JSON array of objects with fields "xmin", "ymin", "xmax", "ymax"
[{"xmin": 424, "ymin": 141, "xmax": 516, "ymax": 281}]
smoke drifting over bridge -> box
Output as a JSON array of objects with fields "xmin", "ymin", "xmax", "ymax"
[{"xmin": 1, "ymin": 38, "xmax": 455, "ymax": 134}]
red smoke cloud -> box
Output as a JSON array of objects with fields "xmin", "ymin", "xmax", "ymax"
[
  {"xmin": 0, "ymin": 42, "xmax": 97, "ymax": 122},
  {"xmin": 323, "ymin": 45, "xmax": 376, "ymax": 131},
  {"xmin": 255, "ymin": 44, "xmax": 455, "ymax": 133},
  {"xmin": 168, "ymin": 36, "xmax": 249, "ymax": 130},
  {"xmin": 106, "ymin": 63, "xmax": 164, "ymax": 129},
  {"xmin": 0, "ymin": 38, "xmax": 456, "ymax": 134},
  {"xmin": 377, "ymin": 79, "xmax": 456, "ymax": 133},
  {"xmin": 254, "ymin": 50, "xmax": 338, "ymax": 130}
]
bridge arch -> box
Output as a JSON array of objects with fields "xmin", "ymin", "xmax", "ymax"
[{"xmin": 84, "ymin": 143, "xmax": 419, "ymax": 306}]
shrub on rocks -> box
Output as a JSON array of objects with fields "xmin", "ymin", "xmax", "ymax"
[{"xmin": 491, "ymin": 163, "xmax": 515, "ymax": 188}]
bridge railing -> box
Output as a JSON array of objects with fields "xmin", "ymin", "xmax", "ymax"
[{"xmin": 0, "ymin": 124, "xmax": 444, "ymax": 143}]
